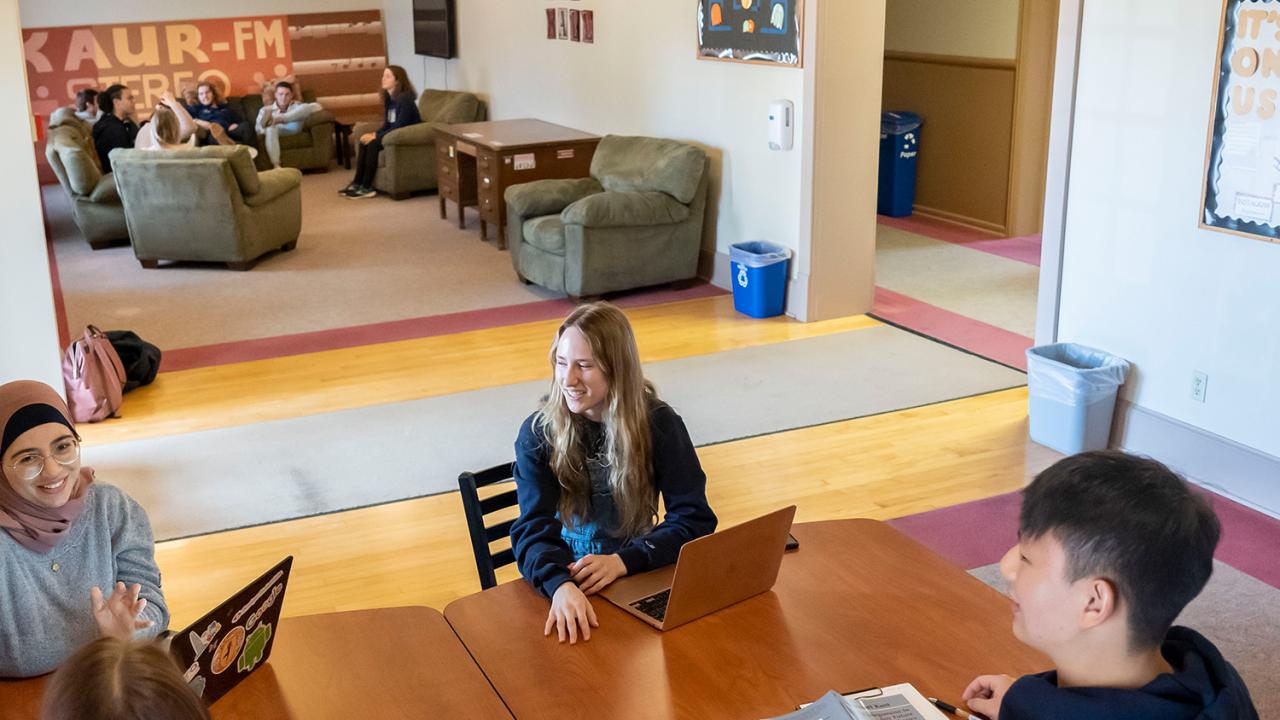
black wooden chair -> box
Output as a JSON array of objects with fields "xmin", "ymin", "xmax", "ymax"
[{"xmin": 457, "ymin": 462, "xmax": 519, "ymax": 590}]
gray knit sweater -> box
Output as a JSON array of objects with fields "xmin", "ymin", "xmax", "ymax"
[{"xmin": 0, "ymin": 483, "xmax": 169, "ymax": 677}]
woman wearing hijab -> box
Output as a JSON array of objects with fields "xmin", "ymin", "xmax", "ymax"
[{"xmin": 0, "ymin": 380, "xmax": 168, "ymax": 678}]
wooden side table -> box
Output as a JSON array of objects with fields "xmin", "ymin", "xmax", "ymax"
[{"xmin": 434, "ymin": 119, "xmax": 600, "ymax": 249}]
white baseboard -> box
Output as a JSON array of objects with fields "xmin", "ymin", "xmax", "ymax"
[{"xmin": 1112, "ymin": 400, "xmax": 1280, "ymax": 519}]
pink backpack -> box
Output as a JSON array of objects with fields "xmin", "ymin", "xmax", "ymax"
[{"xmin": 62, "ymin": 326, "xmax": 126, "ymax": 423}]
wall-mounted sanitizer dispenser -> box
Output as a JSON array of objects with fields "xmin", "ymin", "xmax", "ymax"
[{"xmin": 768, "ymin": 99, "xmax": 794, "ymax": 151}]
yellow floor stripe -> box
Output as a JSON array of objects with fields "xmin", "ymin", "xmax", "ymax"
[
  {"xmin": 81, "ymin": 296, "xmax": 880, "ymax": 445},
  {"xmin": 153, "ymin": 387, "xmax": 1050, "ymax": 628}
]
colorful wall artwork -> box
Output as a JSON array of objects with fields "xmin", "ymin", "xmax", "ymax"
[
  {"xmin": 1202, "ymin": 0, "xmax": 1280, "ymax": 242},
  {"xmin": 698, "ymin": 0, "xmax": 802, "ymax": 67},
  {"xmin": 22, "ymin": 10, "xmax": 387, "ymax": 122}
]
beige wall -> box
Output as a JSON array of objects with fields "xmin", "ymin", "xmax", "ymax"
[
  {"xmin": 1, "ymin": 0, "xmax": 62, "ymax": 389},
  {"xmin": 885, "ymin": 0, "xmax": 1020, "ymax": 59},
  {"xmin": 398, "ymin": 0, "xmax": 808, "ymax": 275}
]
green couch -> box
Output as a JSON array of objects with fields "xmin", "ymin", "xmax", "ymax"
[
  {"xmin": 225, "ymin": 90, "xmax": 335, "ymax": 172},
  {"xmin": 110, "ymin": 146, "xmax": 302, "ymax": 270},
  {"xmin": 44, "ymin": 107, "xmax": 129, "ymax": 249},
  {"xmin": 351, "ymin": 89, "xmax": 487, "ymax": 199},
  {"xmin": 505, "ymin": 135, "xmax": 709, "ymax": 299}
]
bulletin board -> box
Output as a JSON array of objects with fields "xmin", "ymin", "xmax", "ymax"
[
  {"xmin": 1201, "ymin": 0, "xmax": 1280, "ymax": 243},
  {"xmin": 697, "ymin": 0, "xmax": 803, "ymax": 68}
]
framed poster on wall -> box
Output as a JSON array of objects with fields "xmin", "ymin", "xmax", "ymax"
[
  {"xmin": 697, "ymin": 0, "xmax": 803, "ymax": 67},
  {"xmin": 1202, "ymin": 0, "xmax": 1280, "ymax": 243}
]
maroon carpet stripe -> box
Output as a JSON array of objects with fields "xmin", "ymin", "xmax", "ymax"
[
  {"xmin": 873, "ymin": 287, "xmax": 1033, "ymax": 371},
  {"xmin": 878, "ymin": 215, "xmax": 1043, "ymax": 267}
]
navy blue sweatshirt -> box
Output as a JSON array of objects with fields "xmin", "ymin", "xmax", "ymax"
[
  {"xmin": 377, "ymin": 92, "xmax": 421, "ymax": 140},
  {"xmin": 510, "ymin": 403, "xmax": 718, "ymax": 598},
  {"xmin": 1000, "ymin": 627, "xmax": 1258, "ymax": 720},
  {"xmin": 185, "ymin": 102, "xmax": 241, "ymax": 130}
]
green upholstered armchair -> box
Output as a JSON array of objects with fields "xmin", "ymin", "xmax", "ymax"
[
  {"xmin": 227, "ymin": 91, "xmax": 335, "ymax": 172},
  {"xmin": 110, "ymin": 146, "xmax": 302, "ymax": 271},
  {"xmin": 44, "ymin": 107, "xmax": 129, "ymax": 250},
  {"xmin": 505, "ymin": 135, "xmax": 709, "ymax": 299},
  {"xmin": 351, "ymin": 90, "xmax": 488, "ymax": 199}
]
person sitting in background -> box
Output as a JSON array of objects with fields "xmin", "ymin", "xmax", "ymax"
[
  {"xmin": 133, "ymin": 92, "xmax": 198, "ymax": 151},
  {"xmin": 142, "ymin": 104, "xmax": 199, "ymax": 151},
  {"xmin": 255, "ymin": 81, "xmax": 322, "ymax": 169},
  {"xmin": 92, "ymin": 84, "xmax": 139, "ymax": 174},
  {"xmin": 340, "ymin": 65, "xmax": 421, "ymax": 198},
  {"xmin": 961, "ymin": 451, "xmax": 1258, "ymax": 720},
  {"xmin": 0, "ymin": 380, "xmax": 169, "ymax": 678},
  {"xmin": 73, "ymin": 88, "xmax": 100, "ymax": 125},
  {"xmin": 41, "ymin": 637, "xmax": 209, "ymax": 720},
  {"xmin": 185, "ymin": 80, "xmax": 257, "ymax": 150}
]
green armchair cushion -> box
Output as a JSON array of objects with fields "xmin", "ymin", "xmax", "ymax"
[
  {"xmin": 591, "ymin": 135, "xmax": 708, "ymax": 205},
  {"xmin": 422, "ymin": 90, "xmax": 480, "ymax": 124},
  {"xmin": 505, "ymin": 178, "xmax": 604, "ymax": 219},
  {"xmin": 244, "ymin": 167, "xmax": 302, "ymax": 207},
  {"xmin": 381, "ymin": 122, "xmax": 436, "ymax": 147},
  {"xmin": 49, "ymin": 133, "xmax": 101, "ymax": 196},
  {"xmin": 148, "ymin": 145, "xmax": 261, "ymax": 194},
  {"xmin": 522, "ymin": 215, "xmax": 567, "ymax": 255},
  {"xmin": 562, "ymin": 191, "xmax": 691, "ymax": 228},
  {"xmin": 88, "ymin": 174, "xmax": 119, "ymax": 203}
]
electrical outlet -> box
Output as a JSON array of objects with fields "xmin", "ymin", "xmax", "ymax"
[{"xmin": 1191, "ymin": 371, "xmax": 1208, "ymax": 403}]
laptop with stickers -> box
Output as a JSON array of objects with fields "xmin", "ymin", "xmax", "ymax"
[{"xmin": 168, "ymin": 556, "xmax": 293, "ymax": 705}]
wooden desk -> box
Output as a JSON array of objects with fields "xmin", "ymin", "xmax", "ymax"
[
  {"xmin": 0, "ymin": 607, "xmax": 511, "ymax": 720},
  {"xmin": 434, "ymin": 119, "xmax": 600, "ymax": 248},
  {"xmin": 445, "ymin": 520, "xmax": 1050, "ymax": 720}
]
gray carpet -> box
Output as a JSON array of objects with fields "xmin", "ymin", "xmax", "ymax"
[
  {"xmin": 970, "ymin": 561, "xmax": 1279, "ymax": 718},
  {"xmin": 85, "ymin": 324, "xmax": 1025, "ymax": 540},
  {"xmin": 46, "ymin": 171, "xmax": 562, "ymax": 349},
  {"xmin": 877, "ymin": 225, "xmax": 1039, "ymax": 337}
]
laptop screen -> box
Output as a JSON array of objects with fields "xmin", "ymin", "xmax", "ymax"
[{"xmin": 169, "ymin": 556, "xmax": 293, "ymax": 705}]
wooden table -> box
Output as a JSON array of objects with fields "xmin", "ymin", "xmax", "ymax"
[
  {"xmin": 434, "ymin": 119, "xmax": 600, "ymax": 248},
  {"xmin": 0, "ymin": 607, "xmax": 511, "ymax": 720},
  {"xmin": 445, "ymin": 519, "xmax": 1050, "ymax": 720}
]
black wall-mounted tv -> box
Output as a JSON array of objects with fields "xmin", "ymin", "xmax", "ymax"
[{"xmin": 414, "ymin": 0, "xmax": 456, "ymax": 59}]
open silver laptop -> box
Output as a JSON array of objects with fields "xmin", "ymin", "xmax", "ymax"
[{"xmin": 599, "ymin": 506, "xmax": 796, "ymax": 631}]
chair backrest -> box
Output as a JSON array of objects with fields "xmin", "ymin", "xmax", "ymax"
[
  {"xmin": 110, "ymin": 148, "xmax": 251, "ymax": 254},
  {"xmin": 420, "ymin": 89, "xmax": 483, "ymax": 125},
  {"xmin": 45, "ymin": 125, "xmax": 102, "ymax": 198},
  {"xmin": 457, "ymin": 462, "xmax": 519, "ymax": 590},
  {"xmin": 590, "ymin": 135, "xmax": 708, "ymax": 205}
]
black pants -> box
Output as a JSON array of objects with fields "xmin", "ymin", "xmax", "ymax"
[{"xmin": 353, "ymin": 136, "xmax": 384, "ymax": 187}]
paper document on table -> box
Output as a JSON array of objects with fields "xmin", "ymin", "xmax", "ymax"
[{"xmin": 782, "ymin": 683, "xmax": 948, "ymax": 720}]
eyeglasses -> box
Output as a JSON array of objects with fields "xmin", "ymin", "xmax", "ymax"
[{"xmin": 5, "ymin": 439, "xmax": 80, "ymax": 481}]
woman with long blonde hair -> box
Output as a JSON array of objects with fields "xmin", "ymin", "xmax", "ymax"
[{"xmin": 510, "ymin": 302, "xmax": 717, "ymax": 644}]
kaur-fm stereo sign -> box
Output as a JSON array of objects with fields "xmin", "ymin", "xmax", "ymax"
[{"xmin": 22, "ymin": 10, "xmax": 388, "ymax": 120}]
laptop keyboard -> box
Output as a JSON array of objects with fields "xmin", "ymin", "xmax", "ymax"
[{"xmin": 630, "ymin": 589, "xmax": 672, "ymax": 622}]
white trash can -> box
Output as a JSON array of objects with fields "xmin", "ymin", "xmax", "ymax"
[{"xmin": 1026, "ymin": 343, "xmax": 1131, "ymax": 455}]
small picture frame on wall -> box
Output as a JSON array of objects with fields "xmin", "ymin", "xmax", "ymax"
[
  {"xmin": 570, "ymin": 9, "xmax": 581, "ymax": 42},
  {"xmin": 556, "ymin": 8, "xmax": 570, "ymax": 40},
  {"xmin": 581, "ymin": 10, "xmax": 594, "ymax": 44},
  {"xmin": 546, "ymin": 8, "xmax": 557, "ymax": 40}
]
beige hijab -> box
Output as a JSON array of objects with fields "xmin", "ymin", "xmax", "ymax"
[{"xmin": 0, "ymin": 381, "xmax": 95, "ymax": 554}]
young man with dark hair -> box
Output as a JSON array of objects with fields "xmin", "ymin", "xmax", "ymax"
[
  {"xmin": 74, "ymin": 88, "xmax": 100, "ymax": 125},
  {"xmin": 91, "ymin": 84, "xmax": 139, "ymax": 174},
  {"xmin": 962, "ymin": 450, "xmax": 1258, "ymax": 719}
]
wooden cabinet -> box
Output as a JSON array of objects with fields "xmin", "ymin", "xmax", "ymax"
[{"xmin": 434, "ymin": 120, "xmax": 600, "ymax": 249}]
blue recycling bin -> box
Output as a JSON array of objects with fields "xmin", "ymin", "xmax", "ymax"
[
  {"xmin": 730, "ymin": 241, "xmax": 791, "ymax": 318},
  {"xmin": 1026, "ymin": 343, "xmax": 1131, "ymax": 455},
  {"xmin": 878, "ymin": 111, "xmax": 923, "ymax": 217}
]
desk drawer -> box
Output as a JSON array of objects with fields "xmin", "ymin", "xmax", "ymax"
[
  {"xmin": 478, "ymin": 151, "xmax": 495, "ymax": 172},
  {"xmin": 439, "ymin": 181, "xmax": 458, "ymax": 203},
  {"xmin": 438, "ymin": 162, "xmax": 453, "ymax": 181}
]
